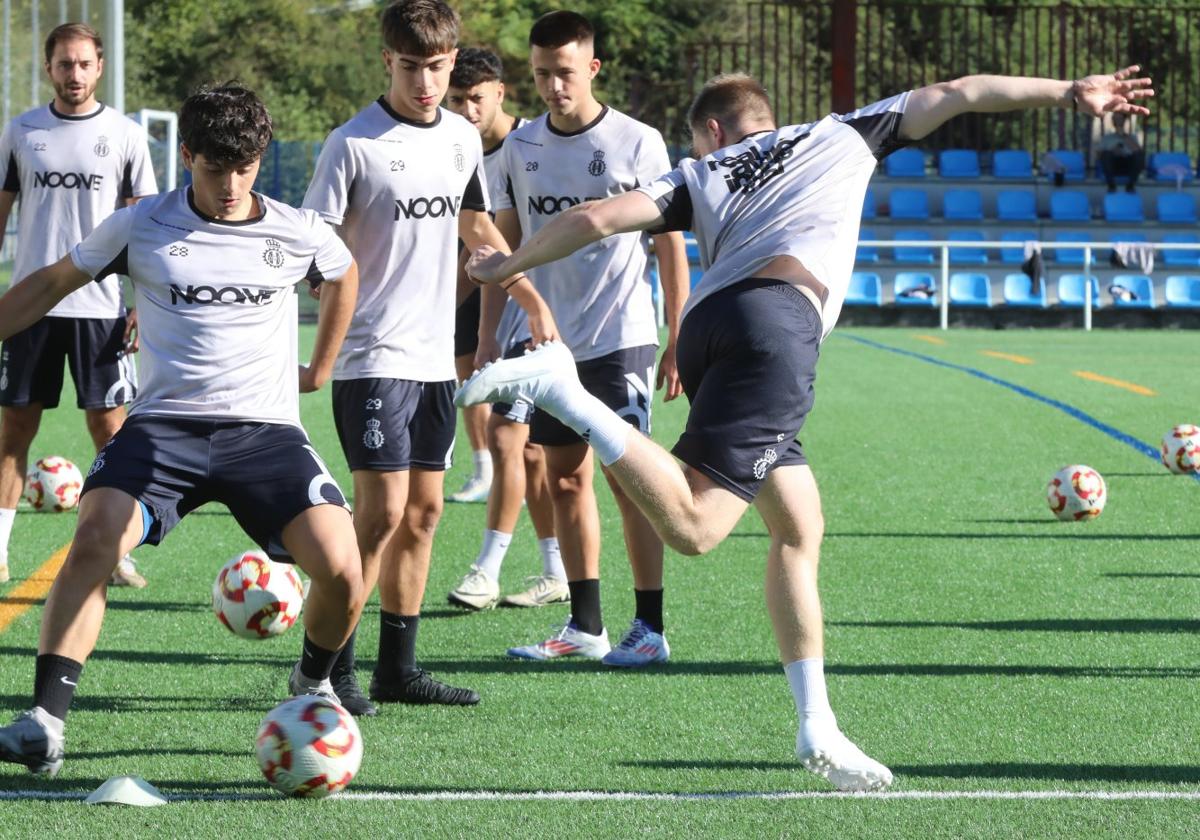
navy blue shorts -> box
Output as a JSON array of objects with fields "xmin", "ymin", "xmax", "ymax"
[
  {"xmin": 454, "ymin": 288, "xmax": 481, "ymax": 358},
  {"xmin": 530, "ymin": 345, "xmax": 656, "ymax": 448},
  {"xmin": 672, "ymin": 279, "xmax": 818, "ymax": 502},
  {"xmin": 332, "ymin": 378, "xmax": 456, "ymax": 472},
  {"xmin": 491, "ymin": 341, "xmax": 536, "ymax": 425},
  {"xmin": 81, "ymin": 415, "xmax": 349, "ymax": 560},
  {"xmin": 0, "ymin": 316, "xmax": 136, "ymax": 410}
]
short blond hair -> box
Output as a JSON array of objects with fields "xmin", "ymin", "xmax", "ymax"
[{"xmin": 687, "ymin": 73, "xmax": 774, "ymax": 132}]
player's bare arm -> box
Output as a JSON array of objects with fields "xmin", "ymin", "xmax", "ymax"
[
  {"xmin": 900, "ymin": 66, "xmax": 1153, "ymax": 141},
  {"xmin": 0, "ymin": 254, "xmax": 93, "ymax": 340},
  {"xmin": 651, "ymin": 231, "xmax": 687, "ymax": 402},
  {"xmin": 474, "ymin": 207, "xmax": 522, "ymax": 368},
  {"xmin": 299, "ymin": 259, "xmax": 359, "ymax": 393},
  {"xmin": 0, "ymin": 191, "xmax": 15, "ymax": 252}
]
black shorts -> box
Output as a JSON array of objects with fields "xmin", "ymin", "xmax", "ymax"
[
  {"xmin": 332, "ymin": 378, "xmax": 456, "ymax": 472},
  {"xmin": 82, "ymin": 415, "xmax": 348, "ymax": 561},
  {"xmin": 491, "ymin": 341, "xmax": 536, "ymax": 425},
  {"xmin": 454, "ymin": 288, "xmax": 481, "ymax": 358},
  {"xmin": 672, "ymin": 279, "xmax": 819, "ymax": 502},
  {"xmin": 530, "ymin": 345, "xmax": 656, "ymax": 447},
  {"xmin": 0, "ymin": 316, "xmax": 136, "ymax": 410}
]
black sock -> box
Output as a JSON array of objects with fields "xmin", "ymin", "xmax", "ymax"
[
  {"xmin": 378, "ymin": 611, "xmax": 420, "ymax": 677},
  {"xmin": 299, "ymin": 633, "xmax": 338, "ymax": 682},
  {"xmin": 33, "ymin": 654, "xmax": 82, "ymax": 722},
  {"xmin": 332, "ymin": 625, "xmax": 358, "ymax": 674},
  {"xmin": 634, "ymin": 588, "xmax": 664, "ymax": 633},
  {"xmin": 567, "ymin": 579, "xmax": 602, "ymax": 635}
]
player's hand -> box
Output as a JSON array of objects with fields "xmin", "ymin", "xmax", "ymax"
[
  {"xmin": 527, "ymin": 305, "xmax": 560, "ymax": 345},
  {"xmin": 656, "ymin": 342, "xmax": 682, "ymax": 402},
  {"xmin": 298, "ymin": 364, "xmax": 321, "ymax": 393},
  {"xmin": 1073, "ymin": 66, "xmax": 1153, "ymax": 117},
  {"xmin": 474, "ymin": 335, "xmax": 501, "ymax": 370},
  {"xmin": 467, "ymin": 246, "xmax": 508, "ymax": 285},
  {"xmin": 123, "ymin": 308, "xmax": 140, "ymax": 354}
]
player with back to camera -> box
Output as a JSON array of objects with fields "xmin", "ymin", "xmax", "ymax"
[
  {"xmin": 0, "ymin": 83, "xmax": 368, "ymax": 778},
  {"xmin": 460, "ymin": 66, "xmax": 1153, "ymax": 790}
]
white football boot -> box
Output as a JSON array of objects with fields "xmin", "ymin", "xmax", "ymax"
[
  {"xmin": 601, "ymin": 618, "xmax": 671, "ymax": 667},
  {"xmin": 447, "ymin": 565, "xmax": 500, "ymax": 610},
  {"xmin": 796, "ymin": 725, "xmax": 893, "ymax": 792},
  {"xmin": 507, "ymin": 616, "xmax": 611, "ymax": 660},
  {"xmin": 500, "ymin": 574, "xmax": 570, "ymax": 608},
  {"xmin": 0, "ymin": 707, "xmax": 65, "ymax": 777},
  {"xmin": 448, "ymin": 474, "xmax": 492, "ymax": 504},
  {"xmin": 455, "ymin": 340, "xmax": 578, "ymax": 409}
]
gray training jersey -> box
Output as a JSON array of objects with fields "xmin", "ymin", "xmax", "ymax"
[
  {"xmin": 637, "ymin": 92, "xmax": 912, "ymax": 338},
  {"xmin": 0, "ymin": 102, "xmax": 157, "ymax": 318},
  {"xmin": 69, "ymin": 188, "xmax": 353, "ymax": 427},
  {"xmin": 494, "ymin": 107, "xmax": 670, "ymax": 361},
  {"xmin": 303, "ymin": 99, "xmax": 489, "ymax": 382}
]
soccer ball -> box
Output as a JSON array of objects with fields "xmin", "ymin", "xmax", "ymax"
[
  {"xmin": 1160, "ymin": 424, "xmax": 1200, "ymax": 474},
  {"xmin": 256, "ymin": 695, "xmax": 363, "ymax": 798},
  {"xmin": 1046, "ymin": 464, "xmax": 1107, "ymax": 521},
  {"xmin": 24, "ymin": 456, "xmax": 83, "ymax": 512},
  {"xmin": 211, "ymin": 550, "xmax": 304, "ymax": 639}
]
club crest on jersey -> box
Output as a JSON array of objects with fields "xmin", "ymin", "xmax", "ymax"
[
  {"xmin": 453, "ymin": 144, "xmax": 465, "ymax": 172},
  {"xmin": 93, "ymin": 136, "xmax": 110, "ymax": 157},
  {"xmin": 363, "ymin": 418, "xmax": 385, "ymax": 450},
  {"xmin": 752, "ymin": 446, "xmax": 779, "ymax": 481},
  {"xmin": 262, "ymin": 239, "xmax": 285, "ymax": 268},
  {"xmin": 587, "ymin": 150, "xmax": 606, "ymax": 176}
]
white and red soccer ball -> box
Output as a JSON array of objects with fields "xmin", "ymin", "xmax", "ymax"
[
  {"xmin": 23, "ymin": 456, "xmax": 83, "ymax": 512},
  {"xmin": 257, "ymin": 695, "xmax": 363, "ymax": 798},
  {"xmin": 1046, "ymin": 464, "xmax": 1107, "ymax": 521},
  {"xmin": 1160, "ymin": 424, "xmax": 1200, "ymax": 475},
  {"xmin": 211, "ymin": 550, "xmax": 304, "ymax": 639}
]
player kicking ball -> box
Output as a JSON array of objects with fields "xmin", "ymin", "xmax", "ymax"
[
  {"xmin": 459, "ymin": 68, "xmax": 1152, "ymax": 790},
  {"xmin": 0, "ymin": 84, "xmax": 366, "ymax": 777}
]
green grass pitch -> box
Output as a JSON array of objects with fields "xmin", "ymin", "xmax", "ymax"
[{"xmin": 0, "ymin": 325, "xmax": 1197, "ymax": 837}]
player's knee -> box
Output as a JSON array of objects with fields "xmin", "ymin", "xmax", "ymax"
[
  {"xmin": 85, "ymin": 413, "xmax": 121, "ymax": 446},
  {"xmin": 355, "ymin": 503, "xmax": 404, "ymax": 549},
  {"xmin": 670, "ymin": 529, "xmax": 721, "ymax": 557},
  {"xmin": 548, "ymin": 471, "xmax": 588, "ymax": 503},
  {"xmin": 403, "ymin": 500, "xmax": 443, "ymax": 542},
  {"xmin": 66, "ymin": 512, "xmax": 129, "ymax": 575},
  {"xmin": 0, "ymin": 413, "xmax": 40, "ymax": 453}
]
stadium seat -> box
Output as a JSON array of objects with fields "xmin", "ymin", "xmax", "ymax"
[
  {"xmin": 1003, "ymin": 272, "xmax": 1049, "ymax": 308},
  {"xmin": 993, "ymin": 150, "xmax": 1033, "ymax": 179},
  {"xmin": 1162, "ymin": 233, "xmax": 1200, "ymax": 268},
  {"xmin": 846, "ymin": 272, "xmax": 883, "ymax": 306},
  {"xmin": 1049, "ymin": 190, "xmax": 1091, "ymax": 221},
  {"xmin": 682, "ymin": 233, "xmax": 703, "ymax": 288},
  {"xmin": 1000, "ymin": 231, "xmax": 1037, "ymax": 264},
  {"xmin": 1103, "ymin": 192, "xmax": 1144, "ymax": 222},
  {"xmin": 893, "ymin": 229, "xmax": 935, "ymax": 264},
  {"xmin": 856, "ymin": 228, "xmax": 880, "ymax": 264},
  {"xmin": 1043, "ymin": 149, "xmax": 1086, "ymax": 181},
  {"xmin": 1108, "ymin": 274, "xmax": 1155, "ymax": 308},
  {"xmin": 939, "ymin": 149, "xmax": 981, "ymax": 178},
  {"xmin": 1157, "ymin": 192, "xmax": 1197, "ymax": 224},
  {"xmin": 862, "ymin": 187, "xmax": 876, "ymax": 220},
  {"xmin": 884, "ymin": 147, "xmax": 925, "ymax": 178},
  {"xmin": 889, "ymin": 188, "xmax": 929, "ymax": 220},
  {"xmin": 943, "ymin": 189, "xmax": 983, "ymax": 221},
  {"xmin": 947, "ymin": 230, "xmax": 988, "ymax": 264},
  {"xmin": 1150, "ymin": 151, "xmax": 1194, "ymax": 183},
  {"xmin": 1052, "ymin": 232, "xmax": 1092, "ymax": 265},
  {"xmin": 949, "ymin": 272, "xmax": 992, "ymax": 307},
  {"xmin": 894, "ymin": 271, "xmax": 938, "ymax": 306},
  {"xmin": 1164, "ymin": 275, "xmax": 1200, "ymax": 308},
  {"xmin": 996, "ymin": 189, "xmax": 1037, "ymax": 221},
  {"xmin": 1109, "ymin": 231, "xmax": 1147, "ymax": 246},
  {"xmin": 1057, "ymin": 274, "xmax": 1102, "ymax": 308}
]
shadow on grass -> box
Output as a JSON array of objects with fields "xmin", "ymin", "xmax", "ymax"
[
  {"xmin": 0, "ymin": 693, "xmax": 278, "ymax": 713},
  {"xmin": 1102, "ymin": 572, "xmax": 1200, "ymax": 579},
  {"xmin": 0, "ymin": 645, "xmax": 291, "ymax": 668},
  {"xmin": 826, "ymin": 531, "xmax": 1200, "ymax": 541},
  {"xmin": 831, "ymin": 618, "xmax": 1200, "ymax": 633},
  {"xmin": 103, "ymin": 600, "xmax": 208, "ymax": 612}
]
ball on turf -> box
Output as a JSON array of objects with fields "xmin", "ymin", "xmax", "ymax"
[
  {"xmin": 1046, "ymin": 464, "xmax": 1107, "ymax": 521},
  {"xmin": 23, "ymin": 456, "xmax": 83, "ymax": 512},
  {"xmin": 256, "ymin": 694, "xmax": 363, "ymax": 798},
  {"xmin": 1160, "ymin": 424, "xmax": 1200, "ymax": 475},
  {"xmin": 211, "ymin": 550, "xmax": 304, "ymax": 639}
]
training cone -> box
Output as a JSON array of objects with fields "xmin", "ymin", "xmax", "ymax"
[{"xmin": 85, "ymin": 775, "xmax": 168, "ymax": 807}]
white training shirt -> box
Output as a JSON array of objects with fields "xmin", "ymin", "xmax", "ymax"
[
  {"xmin": 0, "ymin": 102, "xmax": 157, "ymax": 318},
  {"xmin": 637, "ymin": 92, "xmax": 912, "ymax": 338},
  {"xmin": 69, "ymin": 188, "xmax": 352, "ymax": 427},
  {"xmin": 303, "ymin": 99, "xmax": 489, "ymax": 382},
  {"xmin": 494, "ymin": 107, "xmax": 670, "ymax": 361}
]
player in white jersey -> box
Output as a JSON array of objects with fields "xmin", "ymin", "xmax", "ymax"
[
  {"xmin": 0, "ymin": 84, "xmax": 367, "ymax": 778},
  {"xmin": 443, "ymin": 47, "xmax": 565, "ymax": 612},
  {"xmin": 0, "ymin": 23, "xmax": 157, "ymax": 588},
  {"xmin": 460, "ymin": 68, "xmax": 1153, "ymax": 790},
  {"xmin": 481, "ymin": 11, "xmax": 689, "ymax": 667},
  {"xmin": 302, "ymin": 0, "xmax": 559, "ymax": 713}
]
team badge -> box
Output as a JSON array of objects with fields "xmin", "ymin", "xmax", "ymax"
[
  {"xmin": 363, "ymin": 418, "xmax": 385, "ymax": 450},
  {"xmin": 87, "ymin": 453, "xmax": 105, "ymax": 477},
  {"xmin": 262, "ymin": 239, "xmax": 285, "ymax": 268},
  {"xmin": 93, "ymin": 136, "xmax": 110, "ymax": 157},
  {"xmin": 453, "ymin": 144, "xmax": 465, "ymax": 172},
  {"xmin": 587, "ymin": 150, "xmax": 606, "ymax": 176},
  {"xmin": 752, "ymin": 446, "xmax": 779, "ymax": 481}
]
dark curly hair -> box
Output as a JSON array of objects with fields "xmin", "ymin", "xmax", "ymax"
[
  {"xmin": 450, "ymin": 47, "xmax": 503, "ymax": 90},
  {"xmin": 179, "ymin": 83, "xmax": 273, "ymax": 166}
]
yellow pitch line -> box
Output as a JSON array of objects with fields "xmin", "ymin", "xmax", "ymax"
[
  {"xmin": 981, "ymin": 350, "xmax": 1034, "ymax": 365},
  {"xmin": 914, "ymin": 334, "xmax": 946, "ymax": 346},
  {"xmin": 0, "ymin": 543, "xmax": 71, "ymax": 634},
  {"xmin": 1073, "ymin": 371, "xmax": 1157, "ymax": 397}
]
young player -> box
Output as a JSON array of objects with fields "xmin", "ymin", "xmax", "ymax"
[
  {"xmin": 0, "ymin": 83, "xmax": 367, "ymax": 777},
  {"xmin": 302, "ymin": 0, "xmax": 558, "ymax": 712},
  {"xmin": 484, "ymin": 11, "xmax": 689, "ymax": 665},
  {"xmin": 460, "ymin": 68, "xmax": 1153, "ymax": 789},
  {"xmin": 0, "ymin": 23, "xmax": 157, "ymax": 588},
  {"xmin": 443, "ymin": 47, "xmax": 566, "ymax": 611}
]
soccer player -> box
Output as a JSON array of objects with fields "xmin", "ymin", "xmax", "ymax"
[
  {"xmin": 0, "ymin": 23, "xmax": 157, "ymax": 588},
  {"xmin": 460, "ymin": 68, "xmax": 1153, "ymax": 790},
  {"xmin": 0, "ymin": 83, "xmax": 366, "ymax": 777},
  {"xmin": 302, "ymin": 0, "xmax": 558, "ymax": 712},
  {"xmin": 485, "ymin": 11, "xmax": 689, "ymax": 665},
  {"xmin": 443, "ymin": 47, "xmax": 566, "ymax": 611}
]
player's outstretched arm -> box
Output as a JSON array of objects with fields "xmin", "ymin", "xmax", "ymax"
[
  {"xmin": 899, "ymin": 66, "xmax": 1153, "ymax": 141},
  {"xmin": 300, "ymin": 259, "xmax": 358, "ymax": 393},
  {"xmin": 0, "ymin": 255, "xmax": 92, "ymax": 341}
]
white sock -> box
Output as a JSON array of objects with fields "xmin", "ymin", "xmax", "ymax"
[
  {"xmin": 0, "ymin": 508, "xmax": 15, "ymax": 561},
  {"xmin": 542, "ymin": 385, "xmax": 631, "ymax": 466},
  {"xmin": 785, "ymin": 658, "xmax": 837, "ymax": 741},
  {"xmin": 475, "ymin": 529, "xmax": 512, "ymax": 581},
  {"xmin": 472, "ymin": 450, "xmax": 493, "ymax": 483},
  {"xmin": 538, "ymin": 537, "xmax": 565, "ymax": 580}
]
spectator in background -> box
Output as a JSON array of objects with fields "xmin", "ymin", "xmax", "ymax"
[{"xmin": 1098, "ymin": 112, "xmax": 1144, "ymax": 193}]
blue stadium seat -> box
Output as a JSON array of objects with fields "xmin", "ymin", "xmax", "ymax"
[
  {"xmin": 1162, "ymin": 233, "xmax": 1200, "ymax": 268},
  {"xmin": 884, "ymin": 147, "xmax": 925, "ymax": 178},
  {"xmin": 1103, "ymin": 192, "xmax": 1144, "ymax": 222},
  {"xmin": 1165, "ymin": 275, "xmax": 1200, "ymax": 308},
  {"xmin": 893, "ymin": 230, "xmax": 935, "ymax": 264},
  {"xmin": 1057, "ymin": 274, "xmax": 1102, "ymax": 308},
  {"xmin": 1157, "ymin": 193, "xmax": 1197, "ymax": 224},
  {"xmin": 1109, "ymin": 231, "xmax": 1147, "ymax": 245},
  {"xmin": 894, "ymin": 272, "xmax": 938, "ymax": 306},
  {"xmin": 846, "ymin": 272, "xmax": 883, "ymax": 306},
  {"xmin": 949, "ymin": 272, "xmax": 992, "ymax": 307},
  {"xmin": 1000, "ymin": 231, "xmax": 1037, "ymax": 264},
  {"xmin": 889, "ymin": 188, "xmax": 929, "ymax": 220},
  {"xmin": 1150, "ymin": 151, "xmax": 1194, "ymax": 182},
  {"xmin": 862, "ymin": 187, "xmax": 876, "ymax": 220},
  {"xmin": 1052, "ymin": 232, "xmax": 1092, "ymax": 265},
  {"xmin": 993, "ymin": 150, "xmax": 1033, "ymax": 179},
  {"xmin": 1109, "ymin": 274, "xmax": 1155, "ymax": 308},
  {"xmin": 996, "ymin": 189, "xmax": 1037, "ymax": 221},
  {"xmin": 682, "ymin": 233, "xmax": 703, "ymax": 288},
  {"xmin": 1050, "ymin": 190, "xmax": 1091, "ymax": 221},
  {"xmin": 1003, "ymin": 273, "xmax": 1049, "ymax": 308},
  {"xmin": 943, "ymin": 189, "xmax": 983, "ymax": 221},
  {"xmin": 856, "ymin": 228, "xmax": 880, "ymax": 264},
  {"xmin": 939, "ymin": 149, "xmax": 981, "ymax": 178},
  {"xmin": 947, "ymin": 230, "xmax": 988, "ymax": 264},
  {"xmin": 1044, "ymin": 149, "xmax": 1086, "ymax": 181}
]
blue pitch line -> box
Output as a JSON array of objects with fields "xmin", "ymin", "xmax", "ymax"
[{"xmin": 840, "ymin": 334, "xmax": 1200, "ymax": 484}]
